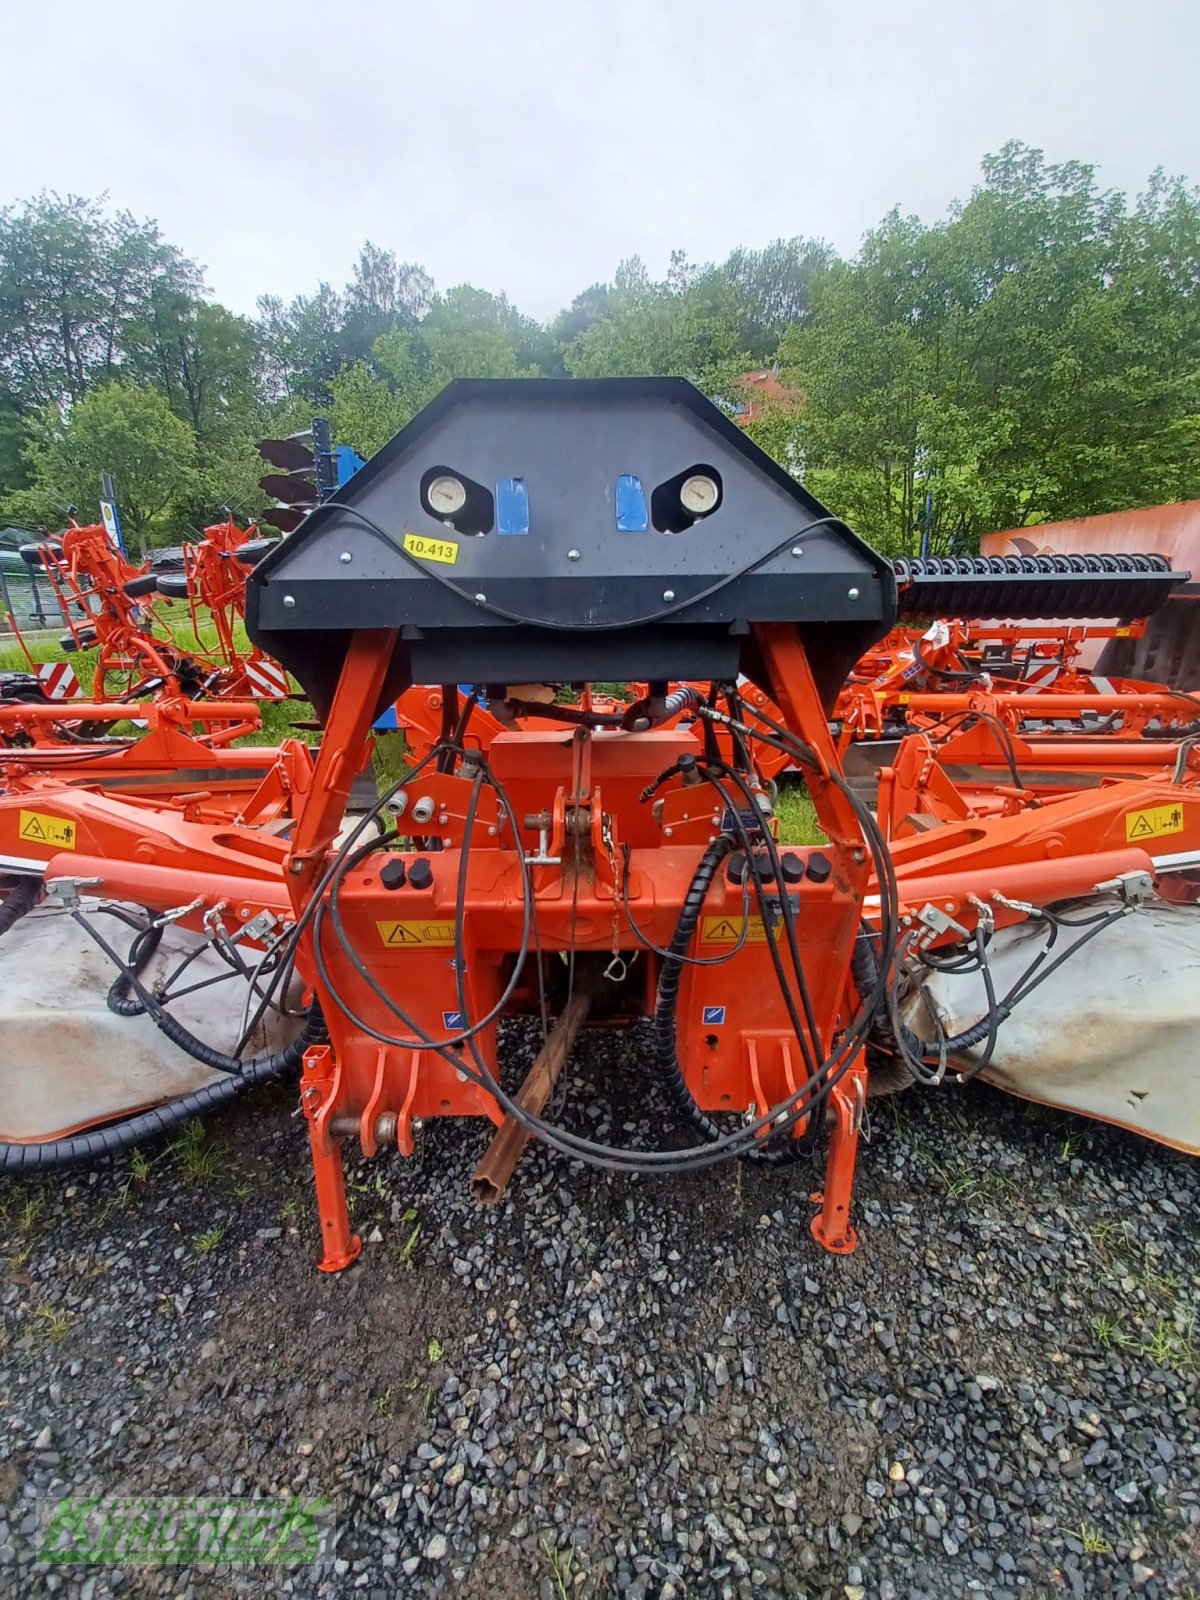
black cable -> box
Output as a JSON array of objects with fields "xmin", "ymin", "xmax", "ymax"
[
  {"xmin": 653, "ymin": 835, "xmax": 811, "ymax": 1164},
  {"xmin": 106, "ymin": 922, "xmax": 164, "ymax": 1017},
  {"xmin": 231, "ymin": 744, "xmax": 447, "ymax": 1056},
  {"xmin": 435, "ymin": 752, "xmax": 890, "ymax": 1171},
  {"xmin": 696, "ymin": 758, "xmax": 824, "ymax": 1075},
  {"xmin": 619, "ymin": 839, "xmax": 754, "ymax": 967},
  {"xmin": 314, "ymin": 506, "xmax": 856, "ymax": 633}
]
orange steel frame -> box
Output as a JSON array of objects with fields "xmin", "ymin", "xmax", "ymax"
[
  {"xmin": 176, "ymin": 519, "xmax": 288, "ymax": 700},
  {"xmin": 5, "ymin": 625, "xmax": 1199, "ymax": 1273},
  {"xmin": 833, "ymin": 619, "xmax": 1180, "ymax": 754},
  {"xmin": 24, "ymin": 523, "xmax": 194, "ymax": 698},
  {"xmin": 21, "ymin": 520, "xmax": 284, "ymax": 705}
]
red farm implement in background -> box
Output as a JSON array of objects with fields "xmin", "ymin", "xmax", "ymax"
[
  {"xmin": 153, "ymin": 517, "xmax": 289, "ymax": 701},
  {"xmin": 0, "ymin": 379, "xmax": 1196, "ymax": 1274},
  {"xmin": 12, "ymin": 517, "xmax": 289, "ymax": 706}
]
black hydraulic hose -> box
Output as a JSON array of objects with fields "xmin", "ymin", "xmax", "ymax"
[
  {"xmin": 912, "ymin": 635, "xmax": 981, "ymax": 686},
  {"xmin": 653, "ymin": 834, "xmax": 808, "ymax": 1166},
  {"xmin": 106, "ymin": 923, "xmax": 165, "ymax": 1017},
  {"xmin": 664, "ymin": 685, "xmax": 704, "ymax": 718},
  {"xmin": 147, "ymin": 996, "xmax": 328, "ymax": 1079},
  {"xmin": 851, "ymin": 914, "xmax": 1008, "ymax": 1068},
  {"xmin": 0, "ymin": 1025, "xmax": 319, "ymax": 1173},
  {"xmin": 0, "ymin": 877, "xmax": 40, "ymax": 937}
]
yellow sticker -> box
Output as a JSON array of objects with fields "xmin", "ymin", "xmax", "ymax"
[
  {"xmin": 700, "ymin": 915, "xmax": 782, "ymax": 944},
  {"xmin": 376, "ymin": 919, "xmax": 457, "ymax": 948},
  {"xmin": 1125, "ymin": 804, "xmax": 1186, "ymax": 843},
  {"xmin": 1115, "ymin": 626, "xmax": 1133, "ymax": 637},
  {"xmin": 402, "ymin": 532, "xmax": 458, "ymax": 566},
  {"xmin": 17, "ymin": 809, "xmax": 76, "ymax": 849}
]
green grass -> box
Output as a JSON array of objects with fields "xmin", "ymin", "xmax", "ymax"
[
  {"xmin": 775, "ymin": 780, "xmax": 826, "ymax": 845},
  {"xmin": 32, "ymin": 1300, "xmax": 70, "ymax": 1343},
  {"xmin": 168, "ymin": 1120, "xmax": 223, "ymax": 1184}
]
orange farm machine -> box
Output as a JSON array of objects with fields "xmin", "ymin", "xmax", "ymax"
[
  {"xmin": 9, "ymin": 515, "xmax": 286, "ymax": 708},
  {"xmin": 1, "ymin": 379, "xmax": 1198, "ymax": 1272}
]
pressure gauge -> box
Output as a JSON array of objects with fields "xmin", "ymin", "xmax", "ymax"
[
  {"xmin": 679, "ymin": 473, "xmax": 720, "ymax": 517},
  {"xmin": 426, "ymin": 475, "xmax": 467, "ymax": 518}
]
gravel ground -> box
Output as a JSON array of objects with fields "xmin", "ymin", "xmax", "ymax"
[{"xmin": 1, "ymin": 1026, "xmax": 1198, "ymax": 1600}]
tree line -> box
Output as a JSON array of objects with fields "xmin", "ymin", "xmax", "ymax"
[{"xmin": 1, "ymin": 142, "xmax": 1197, "ymax": 556}]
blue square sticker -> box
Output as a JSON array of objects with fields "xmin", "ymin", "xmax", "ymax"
[
  {"xmin": 442, "ymin": 1011, "xmax": 464, "ymax": 1029},
  {"xmin": 701, "ymin": 1005, "xmax": 727, "ymax": 1025}
]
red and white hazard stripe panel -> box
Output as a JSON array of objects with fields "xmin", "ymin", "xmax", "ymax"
[
  {"xmin": 245, "ymin": 659, "xmax": 290, "ymax": 700},
  {"xmin": 1022, "ymin": 662, "xmax": 1061, "ymax": 691},
  {"xmin": 36, "ymin": 662, "xmax": 81, "ymax": 700}
]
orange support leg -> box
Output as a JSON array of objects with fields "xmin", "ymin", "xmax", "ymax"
[
  {"xmin": 810, "ymin": 1059, "xmax": 867, "ymax": 1255},
  {"xmin": 300, "ymin": 1045, "xmax": 362, "ymax": 1273}
]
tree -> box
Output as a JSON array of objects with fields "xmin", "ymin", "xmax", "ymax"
[
  {"xmin": 779, "ymin": 144, "xmax": 1200, "ymax": 552},
  {"xmin": 710, "ymin": 236, "xmax": 837, "ymax": 360},
  {"xmin": 5, "ymin": 381, "xmax": 198, "ymax": 554},
  {"xmin": 329, "ymin": 290, "xmax": 549, "ymax": 457},
  {"xmin": 127, "ymin": 292, "xmax": 259, "ymax": 449},
  {"xmin": 256, "ymin": 282, "xmax": 347, "ymax": 405},
  {"xmin": 341, "ymin": 242, "xmax": 433, "ymax": 365},
  {"xmin": 0, "ymin": 192, "xmax": 201, "ymax": 411},
  {"xmin": 562, "ymin": 257, "xmax": 747, "ymax": 384}
]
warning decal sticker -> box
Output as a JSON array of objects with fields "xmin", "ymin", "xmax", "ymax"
[
  {"xmin": 699, "ymin": 915, "xmax": 781, "ymax": 944},
  {"xmin": 376, "ymin": 919, "xmax": 457, "ymax": 947},
  {"xmin": 402, "ymin": 532, "xmax": 459, "ymax": 566},
  {"xmin": 1124, "ymin": 804, "xmax": 1185, "ymax": 844},
  {"xmin": 17, "ymin": 810, "xmax": 76, "ymax": 849}
]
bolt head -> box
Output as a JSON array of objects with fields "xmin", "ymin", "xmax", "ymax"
[
  {"xmin": 474, "ymin": 592, "xmax": 487, "ymax": 603},
  {"xmin": 282, "ymin": 594, "xmax": 296, "ymax": 608},
  {"xmin": 662, "ymin": 589, "xmax": 676, "ymax": 603},
  {"xmin": 567, "ymin": 548, "xmax": 581, "ymax": 562},
  {"xmin": 339, "ymin": 551, "xmax": 352, "ymax": 564},
  {"xmin": 847, "ymin": 587, "xmax": 860, "ymax": 600},
  {"xmin": 791, "ymin": 546, "xmax": 804, "ymax": 558}
]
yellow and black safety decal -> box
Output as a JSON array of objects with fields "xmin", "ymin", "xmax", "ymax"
[
  {"xmin": 376, "ymin": 919, "xmax": 458, "ymax": 948},
  {"xmin": 1124, "ymin": 804, "xmax": 1186, "ymax": 843},
  {"xmin": 699, "ymin": 915, "xmax": 782, "ymax": 944},
  {"xmin": 17, "ymin": 809, "xmax": 76, "ymax": 849},
  {"xmin": 402, "ymin": 532, "xmax": 458, "ymax": 566}
]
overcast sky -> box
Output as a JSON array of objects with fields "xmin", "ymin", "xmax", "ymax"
[{"xmin": 5, "ymin": 0, "xmax": 1199, "ymax": 321}]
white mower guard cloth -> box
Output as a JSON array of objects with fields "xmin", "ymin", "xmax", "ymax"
[
  {"xmin": 905, "ymin": 896, "xmax": 1200, "ymax": 1154},
  {"xmin": 0, "ymin": 901, "xmax": 301, "ymax": 1143}
]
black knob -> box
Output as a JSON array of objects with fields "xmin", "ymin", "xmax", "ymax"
[
  {"xmin": 726, "ymin": 850, "xmax": 748, "ymax": 884},
  {"xmin": 380, "ymin": 859, "xmax": 407, "ymax": 891},
  {"xmin": 408, "ymin": 858, "xmax": 434, "ymax": 892},
  {"xmin": 806, "ymin": 851, "xmax": 832, "ymax": 884},
  {"xmin": 781, "ymin": 852, "xmax": 806, "ymax": 885},
  {"xmin": 752, "ymin": 853, "xmax": 776, "ymax": 883}
]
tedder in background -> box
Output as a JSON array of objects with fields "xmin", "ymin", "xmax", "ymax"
[
  {"xmin": 0, "ymin": 379, "xmax": 1197, "ymax": 1274},
  {"xmin": 9, "ymin": 515, "xmax": 288, "ymax": 709}
]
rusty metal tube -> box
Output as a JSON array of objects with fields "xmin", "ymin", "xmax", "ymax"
[{"xmin": 470, "ymin": 981, "xmax": 598, "ymax": 1205}]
